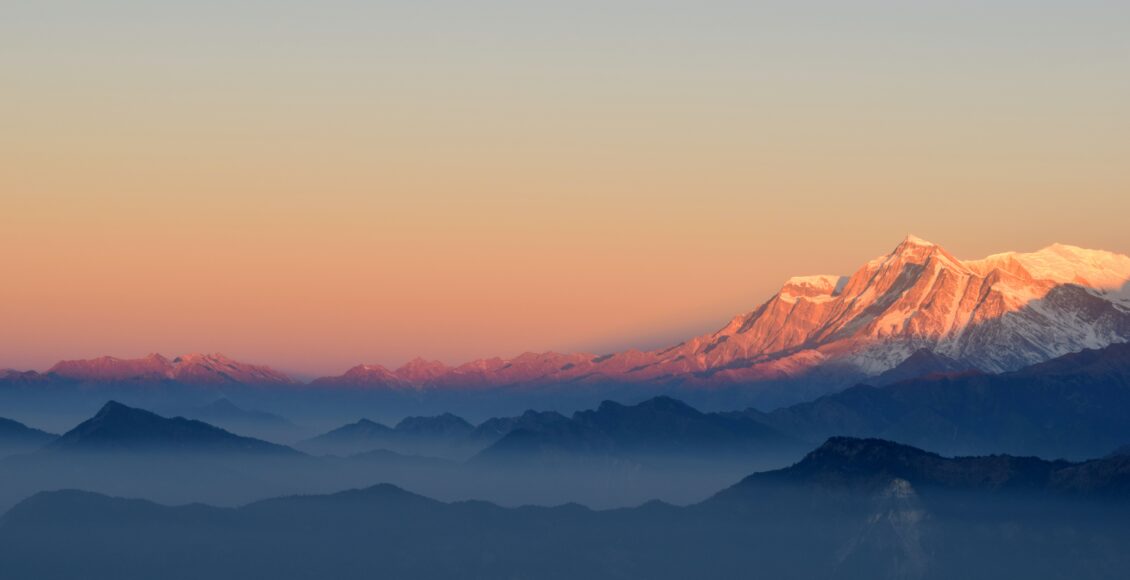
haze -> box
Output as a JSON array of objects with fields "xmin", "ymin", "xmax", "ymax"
[{"xmin": 3, "ymin": 0, "xmax": 1129, "ymax": 375}]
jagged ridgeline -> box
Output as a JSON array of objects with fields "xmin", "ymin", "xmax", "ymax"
[
  {"xmin": 4, "ymin": 437, "xmax": 1130, "ymax": 580},
  {"xmin": 6, "ymin": 238, "xmax": 1129, "ymax": 408}
]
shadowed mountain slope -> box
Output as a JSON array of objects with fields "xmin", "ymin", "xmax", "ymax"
[
  {"xmin": 0, "ymin": 417, "xmax": 57, "ymax": 457},
  {"xmin": 473, "ymin": 396, "xmax": 804, "ymax": 466},
  {"xmin": 308, "ymin": 238, "xmax": 1130, "ymax": 398},
  {"xmin": 11, "ymin": 238, "xmax": 1127, "ymax": 414},
  {"xmin": 5, "ymin": 438, "xmax": 1130, "ymax": 580},
  {"xmin": 176, "ymin": 398, "xmax": 305, "ymax": 442},
  {"xmin": 738, "ymin": 342, "xmax": 1130, "ymax": 459},
  {"xmin": 47, "ymin": 401, "xmax": 298, "ymax": 455},
  {"xmin": 714, "ymin": 437, "xmax": 1130, "ymax": 499},
  {"xmin": 298, "ymin": 413, "xmax": 474, "ymax": 458}
]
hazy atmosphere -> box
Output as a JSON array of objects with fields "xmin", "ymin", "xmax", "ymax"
[
  {"xmin": 3, "ymin": 3, "xmax": 1130, "ymax": 579},
  {"xmin": 4, "ymin": 1, "xmax": 1129, "ymax": 375}
]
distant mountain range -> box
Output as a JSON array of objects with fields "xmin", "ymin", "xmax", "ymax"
[
  {"xmin": 716, "ymin": 436, "xmax": 1130, "ymax": 499},
  {"xmin": 294, "ymin": 341, "xmax": 1130, "ymax": 463},
  {"xmin": 311, "ymin": 237, "xmax": 1130, "ymax": 393},
  {"xmin": 0, "ymin": 397, "xmax": 800, "ymax": 510},
  {"xmin": 46, "ymin": 401, "xmax": 298, "ymax": 455},
  {"xmin": 0, "ymin": 418, "xmax": 56, "ymax": 458},
  {"xmin": 5, "ymin": 237, "xmax": 1128, "ymax": 403},
  {"xmin": 173, "ymin": 398, "xmax": 306, "ymax": 442},
  {"xmin": 741, "ymin": 342, "xmax": 1130, "ymax": 459},
  {"xmin": 471, "ymin": 396, "xmax": 803, "ymax": 467},
  {"xmin": 15, "ymin": 352, "xmax": 294, "ymax": 387},
  {"xmin": 3, "ymin": 340, "xmax": 1130, "ymax": 512},
  {"xmin": 5, "ymin": 436, "xmax": 1130, "ymax": 580},
  {"xmin": 0, "ymin": 402, "xmax": 320, "ymax": 513},
  {"xmin": 6, "ymin": 340, "xmax": 1130, "ymax": 469},
  {"xmin": 298, "ymin": 413, "xmax": 475, "ymax": 458}
]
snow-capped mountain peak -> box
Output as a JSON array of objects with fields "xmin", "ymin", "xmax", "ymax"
[
  {"xmin": 305, "ymin": 237, "xmax": 1130, "ymax": 393},
  {"xmin": 970, "ymin": 244, "xmax": 1130, "ymax": 291},
  {"xmin": 30, "ymin": 237, "xmax": 1130, "ymax": 397},
  {"xmin": 47, "ymin": 353, "xmax": 293, "ymax": 386},
  {"xmin": 779, "ymin": 275, "xmax": 846, "ymax": 303},
  {"xmin": 636, "ymin": 237, "xmax": 1130, "ymax": 379}
]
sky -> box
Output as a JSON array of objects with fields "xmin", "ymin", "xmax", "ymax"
[{"xmin": 2, "ymin": 1, "xmax": 1129, "ymax": 377}]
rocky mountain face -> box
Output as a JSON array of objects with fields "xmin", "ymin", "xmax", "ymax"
[
  {"xmin": 314, "ymin": 236, "xmax": 1130, "ymax": 390},
  {"xmin": 9, "ymin": 237, "xmax": 1129, "ymax": 395}
]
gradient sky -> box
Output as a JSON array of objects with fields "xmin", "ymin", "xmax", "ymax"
[{"xmin": 3, "ymin": 1, "xmax": 1129, "ymax": 377}]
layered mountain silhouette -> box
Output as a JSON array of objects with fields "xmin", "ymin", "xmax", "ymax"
[
  {"xmin": 298, "ymin": 413, "xmax": 474, "ymax": 458},
  {"xmin": 0, "ymin": 369, "xmax": 53, "ymax": 387},
  {"xmin": 174, "ymin": 398, "xmax": 305, "ymax": 442},
  {"xmin": 300, "ymin": 418, "xmax": 394, "ymax": 455},
  {"xmin": 46, "ymin": 401, "xmax": 297, "ymax": 455},
  {"xmin": 868, "ymin": 348, "xmax": 973, "ymax": 386},
  {"xmin": 5, "ymin": 437, "xmax": 1130, "ymax": 580},
  {"xmin": 473, "ymin": 396, "xmax": 803, "ymax": 466},
  {"xmin": 395, "ymin": 412, "xmax": 475, "ymax": 439},
  {"xmin": 297, "ymin": 395, "xmax": 802, "ymax": 468},
  {"xmin": 302, "ymin": 342, "xmax": 1130, "ymax": 469},
  {"xmin": 0, "ymin": 403, "xmax": 322, "ymax": 513},
  {"xmin": 40, "ymin": 353, "xmax": 293, "ymax": 386},
  {"xmin": 7, "ymin": 238, "xmax": 1128, "ymax": 402},
  {"xmin": 716, "ymin": 437, "xmax": 1130, "ymax": 498},
  {"xmin": 0, "ymin": 417, "xmax": 56, "ymax": 458},
  {"xmin": 0, "ymin": 398, "xmax": 797, "ymax": 511},
  {"xmin": 309, "ymin": 236, "xmax": 1130, "ymax": 393},
  {"xmin": 5, "ymin": 342, "xmax": 1130, "ymax": 513},
  {"xmin": 741, "ymin": 342, "xmax": 1130, "ymax": 459},
  {"xmin": 469, "ymin": 409, "xmax": 573, "ymax": 443}
]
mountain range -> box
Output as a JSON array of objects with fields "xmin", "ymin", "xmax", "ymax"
[
  {"xmin": 39, "ymin": 353, "xmax": 294, "ymax": 386},
  {"xmin": 46, "ymin": 401, "xmax": 297, "ymax": 455},
  {"xmin": 0, "ymin": 418, "xmax": 56, "ymax": 458},
  {"xmin": 309, "ymin": 236, "xmax": 1130, "ymax": 391},
  {"xmin": 742, "ymin": 342, "xmax": 1130, "ymax": 459},
  {"xmin": 6, "ymin": 237, "xmax": 1129, "ymax": 403},
  {"xmin": 298, "ymin": 413, "xmax": 475, "ymax": 458},
  {"xmin": 5, "ymin": 339, "xmax": 1130, "ymax": 528},
  {"xmin": 471, "ymin": 396, "xmax": 803, "ymax": 467},
  {"xmin": 5, "ymin": 436, "xmax": 1130, "ymax": 580},
  {"xmin": 172, "ymin": 398, "xmax": 307, "ymax": 442},
  {"xmin": 0, "ymin": 397, "xmax": 798, "ymax": 510},
  {"xmin": 3, "ymin": 235, "xmax": 1129, "ymax": 580},
  {"xmin": 716, "ymin": 436, "xmax": 1130, "ymax": 498}
]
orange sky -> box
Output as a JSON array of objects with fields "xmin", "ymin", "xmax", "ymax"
[{"xmin": 2, "ymin": 1, "xmax": 1128, "ymax": 376}]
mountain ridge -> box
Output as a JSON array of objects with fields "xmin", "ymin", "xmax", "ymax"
[
  {"xmin": 7, "ymin": 237, "xmax": 1130, "ymax": 396},
  {"xmin": 6, "ymin": 437, "xmax": 1130, "ymax": 580},
  {"xmin": 0, "ymin": 417, "xmax": 58, "ymax": 457},
  {"xmin": 715, "ymin": 435, "xmax": 1130, "ymax": 500},
  {"xmin": 46, "ymin": 401, "xmax": 299, "ymax": 455},
  {"xmin": 311, "ymin": 236, "xmax": 1130, "ymax": 391},
  {"xmin": 45, "ymin": 353, "xmax": 293, "ymax": 387},
  {"xmin": 741, "ymin": 342, "xmax": 1130, "ymax": 459}
]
